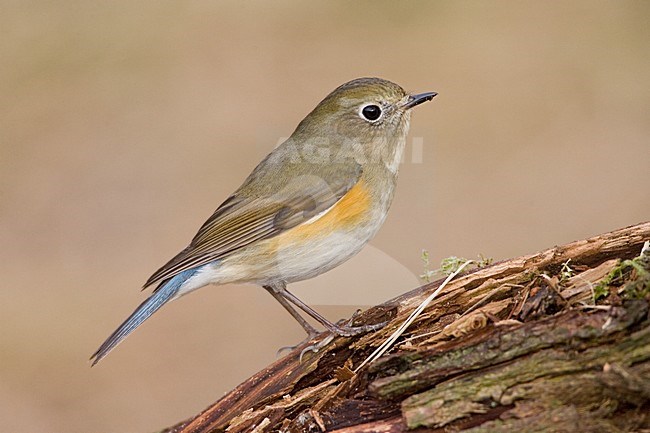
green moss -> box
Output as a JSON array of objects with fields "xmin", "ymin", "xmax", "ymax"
[
  {"xmin": 593, "ymin": 242, "xmax": 650, "ymax": 302},
  {"xmin": 558, "ymin": 259, "xmax": 575, "ymax": 284},
  {"xmin": 420, "ymin": 251, "xmax": 494, "ymax": 282},
  {"xmin": 419, "ymin": 249, "xmax": 436, "ymax": 283}
]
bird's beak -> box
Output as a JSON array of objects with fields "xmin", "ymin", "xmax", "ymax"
[{"xmin": 403, "ymin": 91, "xmax": 438, "ymax": 109}]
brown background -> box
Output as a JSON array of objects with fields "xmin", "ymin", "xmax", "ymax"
[{"xmin": 1, "ymin": 2, "xmax": 649, "ymax": 432}]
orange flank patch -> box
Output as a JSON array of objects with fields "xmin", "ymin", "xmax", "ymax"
[{"xmin": 280, "ymin": 179, "xmax": 372, "ymax": 242}]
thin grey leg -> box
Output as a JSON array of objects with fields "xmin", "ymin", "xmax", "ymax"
[
  {"xmin": 267, "ymin": 281, "xmax": 385, "ymax": 337},
  {"xmin": 263, "ymin": 283, "xmax": 318, "ymax": 337}
]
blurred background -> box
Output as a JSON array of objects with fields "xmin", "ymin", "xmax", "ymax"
[{"xmin": 1, "ymin": 1, "xmax": 649, "ymax": 432}]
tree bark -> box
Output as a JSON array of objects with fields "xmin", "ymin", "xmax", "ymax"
[{"xmin": 160, "ymin": 221, "xmax": 650, "ymax": 433}]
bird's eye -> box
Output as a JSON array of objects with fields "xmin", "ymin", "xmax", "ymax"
[{"xmin": 360, "ymin": 104, "xmax": 382, "ymax": 122}]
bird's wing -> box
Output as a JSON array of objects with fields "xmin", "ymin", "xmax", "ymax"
[{"xmin": 143, "ymin": 163, "xmax": 362, "ymax": 288}]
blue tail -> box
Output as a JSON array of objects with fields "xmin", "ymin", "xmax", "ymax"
[{"xmin": 90, "ymin": 269, "xmax": 198, "ymax": 366}]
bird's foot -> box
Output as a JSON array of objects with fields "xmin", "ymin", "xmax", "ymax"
[
  {"xmin": 326, "ymin": 309, "xmax": 388, "ymax": 336},
  {"xmin": 329, "ymin": 321, "xmax": 387, "ymax": 336},
  {"xmin": 276, "ymin": 310, "xmax": 387, "ymax": 359},
  {"xmin": 275, "ymin": 330, "xmax": 321, "ymax": 357},
  {"xmin": 299, "ymin": 334, "xmax": 335, "ymax": 362},
  {"xmin": 296, "ymin": 316, "xmax": 387, "ymax": 362},
  {"xmin": 276, "ymin": 333, "xmax": 337, "ymax": 362}
]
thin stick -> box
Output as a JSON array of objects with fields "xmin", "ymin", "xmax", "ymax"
[{"xmin": 355, "ymin": 260, "xmax": 474, "ymax": 372}]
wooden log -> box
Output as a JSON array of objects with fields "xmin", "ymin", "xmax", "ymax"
[{"xmin": 160, "ymin": 221, "xmax": 650, "ymax": 433}]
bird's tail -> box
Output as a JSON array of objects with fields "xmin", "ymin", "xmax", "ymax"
[{"xmin": 90, "ymin": 268, "xmax": 198, "ymax": 366}]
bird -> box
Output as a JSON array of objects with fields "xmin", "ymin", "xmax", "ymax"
[{"xmin": 90, "ymin": 77, "xmax": 436, "ymax": 365}]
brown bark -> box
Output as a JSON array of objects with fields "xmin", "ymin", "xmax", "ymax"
[{"xmin": 160, "ymin": 221, "xmax": 650, "ymax": 433}]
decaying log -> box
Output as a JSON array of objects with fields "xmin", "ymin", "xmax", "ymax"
[{"xmin": 160, "ymin": 221, "xmax": 650, "ymax": 433}]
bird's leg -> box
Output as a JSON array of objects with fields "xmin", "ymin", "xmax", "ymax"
[
  {"xmin": 263, "ymin": 284, "xmax": 319, "ymax": 338},
  {"xmin": 271, "ymin": 282, "xmax": 386, "ymax": 337},
  {"xmin": 264, "ymin": 283, "xmax": 325, "ymax": 356}
]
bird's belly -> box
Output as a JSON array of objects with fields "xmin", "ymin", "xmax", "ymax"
[
  {"xmin": 269, "ymin": 221, "xmax": 380, "ymax": 283},
  {"xmin": 188, "ymin": 215, "xmax": 384, "ymax": 293}
]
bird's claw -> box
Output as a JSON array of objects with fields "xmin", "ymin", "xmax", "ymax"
[
  {"xmin": 299, "ymin": 334, "xmax": 335, "ymax": 362},
  {"xmin": 276, "ymin": 331, "xmax": 321, "ymax": 357}
]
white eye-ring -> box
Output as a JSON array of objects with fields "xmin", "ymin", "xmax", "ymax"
[{"xmin": 359, "ymin": 104, "xmax": 382, "ymax": 122}]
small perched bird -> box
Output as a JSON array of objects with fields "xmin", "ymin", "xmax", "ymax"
[{"xmin": 91, "ymin": 77, "xmax": 436, "ymax": 365}]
